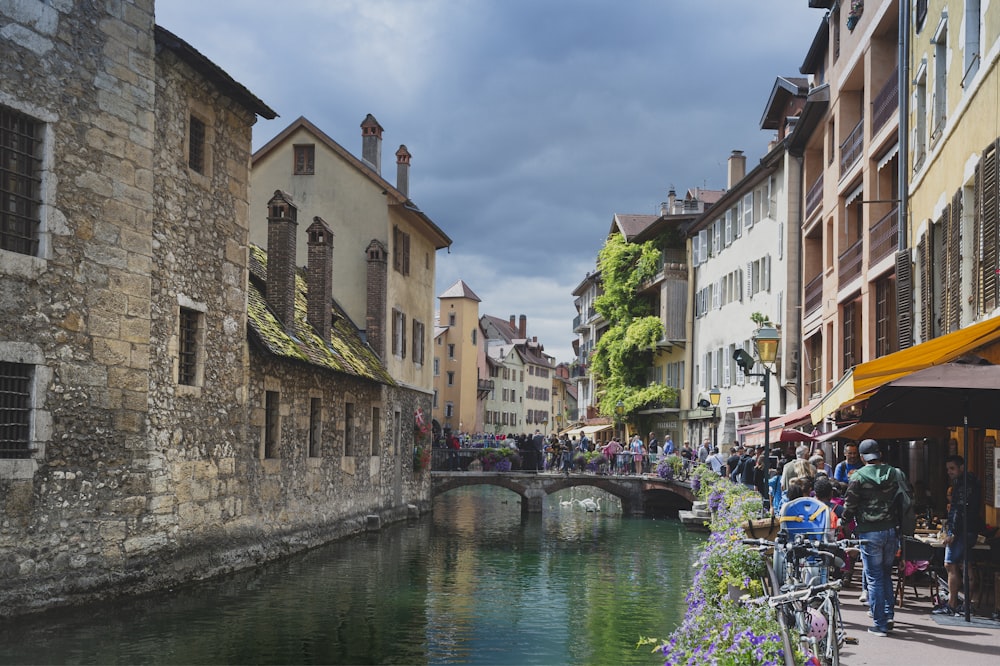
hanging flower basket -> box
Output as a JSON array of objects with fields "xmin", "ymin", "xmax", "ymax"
[{"xmin": 846, "ymin": 0, "xmax": 863, "ymax": 30}]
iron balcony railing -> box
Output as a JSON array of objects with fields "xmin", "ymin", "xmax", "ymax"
[
  {"xmin": 804, "ymin": 273, "xmax": 823, "ymax": 315},
  {"xmin": 838, "ymin": 238, "xmax": 864, "ymax": 284},
  {"xmin": 840, "ymin": 116, "xmax": 864, "ymax": 177},
  {"xmin": 805, "ymin": 172, "xmax": 824, "ymax": 219},
  {"xmin": 869, "ymin": 205, "xmax": 899, "ymax": 265},
  {"xmin": 871, "ymin": 66, "xmax": 898, "ymax": 136}
]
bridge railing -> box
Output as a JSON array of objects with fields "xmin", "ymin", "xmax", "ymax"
[{"xmin": 431, "ymin": 447, "xmax": 702, "ymax": 479}]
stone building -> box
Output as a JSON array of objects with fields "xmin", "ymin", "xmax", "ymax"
[{"xmin": 0, "ymin": 2, "xmax": 437, "ymax": 617}]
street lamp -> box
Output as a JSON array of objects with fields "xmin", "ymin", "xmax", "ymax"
[
  {"xmin": 615, "ymin": 400, "xmax": 624, "ymax": 442},
  {"xmin": 709, "ymin": 386, "xmax": 721, "ymax": 450},
  {"xmin": 734, "ymin": 325, "xmax": 781, "ymax": 470}
]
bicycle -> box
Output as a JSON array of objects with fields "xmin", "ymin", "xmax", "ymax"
[{"xmin": 743, "ymin": 535, "xmax": 861, "ymax": 666}]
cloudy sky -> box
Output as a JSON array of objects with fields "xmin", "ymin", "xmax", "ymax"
[{"xmin": 156, "ymin": 1, "xmax": 824, "ymax": 363}]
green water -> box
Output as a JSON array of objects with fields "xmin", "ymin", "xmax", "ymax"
[{"xmin": 0, "ymin": 486, "xmax": 704, "ymax": 665}]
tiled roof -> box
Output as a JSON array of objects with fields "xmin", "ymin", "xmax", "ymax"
[
  {"xmin": 246, "ymin": 245, "xmax": 394, "ymax": 385},
  {"xmin": 438, "ymin": 279, "xmax": 482, "ymax": 301},
  {"xmin": 481, "ymin": 315, "xmax": 518, "ymax": 342},
  {"xmin": 613, "ymin": 213, "xmax": 659, "ymax": 240}
]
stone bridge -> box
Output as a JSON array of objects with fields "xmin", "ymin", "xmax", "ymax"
[{"xmin": 430, "ymin": 471, "xmax": 695, "ymax": 516}]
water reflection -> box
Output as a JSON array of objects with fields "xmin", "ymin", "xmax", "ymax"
[{"xmin": 0, "ymin": 486, "xmax": 702, "ymax": 665}]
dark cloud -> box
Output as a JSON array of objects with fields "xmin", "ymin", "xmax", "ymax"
[{"xmin": 156, "ymin": 0, "xmax": 822, "ymax": 362}]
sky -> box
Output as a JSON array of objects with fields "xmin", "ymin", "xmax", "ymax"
[{"xmin": 155, "ymin": 0, "xmax": 825, "ymax": 364}]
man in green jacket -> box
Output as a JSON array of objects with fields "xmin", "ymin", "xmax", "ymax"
[{"xmin": 841, "ymin": 438, "xmax": 911, "ymax": 637}]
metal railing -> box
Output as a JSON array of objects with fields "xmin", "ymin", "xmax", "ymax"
[
  {"xmin": 804, "ymin": 273, "xmax": 823, "ymax": 315},
  {"xmin": 805, "ymin": 173, "xmax": 824, "ymax": 219},
  {"xmin": 839, "ymin": 116, "xmax": 864, "ymax": 177},
  {"xmin": 871, "ymin": 66, "xmax": 898, "ymax": 136},
  {"xmin": 869, "ymin": 206, "xmax": 898, "ymax": 265},
  {"xmin": 838, "ymin": 238, "xmax": 863, "ymax": 284}
]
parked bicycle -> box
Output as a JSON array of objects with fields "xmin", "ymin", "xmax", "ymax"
[{"xmin": 742, "ymin": 535, "xmax": 863, "ymax": 666}]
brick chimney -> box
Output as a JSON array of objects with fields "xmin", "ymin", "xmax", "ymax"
[
  {"xmin": 366, "ymin": 239, "xmax": 388, "ymax": 357},
  {"xmin": 361, "ymin": 113, "xmax": 383, "ymax": 175},
  {"xmin": 266, "ymin": 190, "xmax": 298, "ymax": 330},
  {"xmin": 395, "ymin": 144, "xmax": 411, "ymax": 198},
  {"xmin": 518, "ymin": 314, "xmax": 526, "ymax": 339},
  {"xmin": 727, "ymin": 150, "xmax": 746, "ymax": 188},
  {"xmin": 509, "ymin": 315, "xmax": 516, "ymax": 331},
  {"xmin": 306, "ymin": 216, "xmax": 334, "ymax": 341}
]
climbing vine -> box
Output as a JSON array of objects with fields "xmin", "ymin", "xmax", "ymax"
[{"xmin": 591, "ymin": 233, "xmax": 677, "ymax": 419}]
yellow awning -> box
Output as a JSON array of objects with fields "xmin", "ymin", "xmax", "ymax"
[{"xmin": 811, "ymin": 316, "xmax": 1000, "ymax": 424}]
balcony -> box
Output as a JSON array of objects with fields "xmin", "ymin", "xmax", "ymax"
[
  {"xmin": 839, "ymin": 116, "xmax": 864, "ymax": 177},
  {"xmin": 805, "ymin": 173, "xmax": 824, "ymax": 220},
  {"xmin": 573, "ymin": 314, "xmax": 583, "ymax": 332},
  {"xmin": 804, "ymin": 273, "xmax": 823, "ymax": 316},
  {"xmin": 869, "ymin": 206, "xmax": 899, "ymax": 266},
  {"xmin": 871, "ymin": 66, "xmax": 898, "ymax": 136},
  {"xmin": 477, "ymin": 379, "xmax": 494, "ymax": 398},
  {"xmin": 838, "ymin": 239, "xmax": 863, "ymax": 284}
]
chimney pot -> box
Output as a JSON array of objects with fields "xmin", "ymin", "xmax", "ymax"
[
  {"xmin": 306, "ymin": 216, "xmax": 334, "ymax": 340},
  {"xmin": 395, "ymin": 144, "xmax": 411, "ymax": 198},
  {"xmin": 266, "ymin": 191, "xmax": 299, "ymax": 330},
  {"xmin": 518, "ymin": 315, "xmax": 526, "ymax": 339},
  {"xmin": 727, "ymin": 150, "xmax": 746, "ymax": 188}
]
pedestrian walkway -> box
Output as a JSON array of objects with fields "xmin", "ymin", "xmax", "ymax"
[{"xmin": 836, "ymin": 589, "xmax": 1000, "ymax": 665}]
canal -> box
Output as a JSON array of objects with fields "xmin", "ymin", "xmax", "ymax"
[{"xmin": 0, "ymin": 486, "xmax": 704, "ymax": 665}]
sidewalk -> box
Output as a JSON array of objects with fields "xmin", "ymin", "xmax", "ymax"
[{"xmin": 836, "ymin": 585, "xmax": 1000, "ymax": 665}]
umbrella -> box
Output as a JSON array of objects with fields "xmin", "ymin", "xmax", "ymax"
[{"xmin": 859, "ymin": 359, "xmax": 1000, "ymax": 622}]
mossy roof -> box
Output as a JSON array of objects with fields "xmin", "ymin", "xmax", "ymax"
[{"xmin": 247, "ymin": 244, "xmax": 394, "ymax": 385}]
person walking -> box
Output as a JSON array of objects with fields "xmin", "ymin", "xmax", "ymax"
[
  {"xmin": 841, "ymin": 438, "xmax": 912, "ymax": 637},
  {"xmin": 932, "ymin": 454, "xmax": 984, "ymax": 616}
]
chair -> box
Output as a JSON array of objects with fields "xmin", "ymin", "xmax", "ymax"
[{"xmin": 895, "ymin": 536, "xmax": 944, "ymax": 607}]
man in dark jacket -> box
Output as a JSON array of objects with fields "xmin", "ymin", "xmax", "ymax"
[
  {"xmin": 841, "ymin": 438, "xmax": 911, "ymax": 636},
  {"xmin": 933, "ymin": 455, "xmax": 984, "ymax": 616}
]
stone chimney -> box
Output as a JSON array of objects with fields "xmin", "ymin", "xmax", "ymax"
[
  {"xmin": 727, "ymin": 150, "xmax": 746, "ymax": 188},
  {"xmin": 266, "ymin": 190, "xmax": 298, "ymax": 330},
  {"xmin": 306, "ymin": 216, "xmax": 334, "ymax": 341},
  {"xmin": 668, "ymin": 186, "xmax": 677, "ymax": 212},
  {"xmin": 395, "ymin": 144, "xmax": 411, "ymax": 198},
  {"xmin": 509, "ymin": 315, "xmax": 516, "ymax": 330},
  {"xmin": 361, "ymin": 114, "xmax": 383, "ymax": 174},
  {"xmin": 366, "ymin": 239, "xmax": 388, "ymax": 357},
  {"xmin": 518, "ymin": 314, "xmax": 526, "ymax": 339}
]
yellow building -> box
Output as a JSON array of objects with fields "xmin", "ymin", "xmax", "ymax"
[{"xmin": 433, "ymin": 280, "xmax": 483, "ymax": 433}]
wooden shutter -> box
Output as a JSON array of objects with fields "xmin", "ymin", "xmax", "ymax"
[
  {"xmin": 919, "ymin": 230, "xmax": 933, "ymax": 341},
  {"xmin": 401, "ymin": 313, "xmax": 407, "ymax": 359},
  {"xmin": 391, "ymin": 309, "xmax": 399, "ymax": 355},
  {"xmin": 981, "ymin": 140, "xmax": 998, "ymax": 311},
  {"xmin": 946, "ymin": 193, "xmax": 962, "ymax": 333},
  {"xmin": 896, "ymin": 250, "xmax": 914, "ymax": 350}
]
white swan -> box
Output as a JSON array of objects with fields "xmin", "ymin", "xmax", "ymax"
[
  {"xmin": 579, "ymin": 497, "xmax": 601, "ymax": 512},
  {"xmin": 559, "ymin": 499, "xmax": 573, "ymax": 507}
]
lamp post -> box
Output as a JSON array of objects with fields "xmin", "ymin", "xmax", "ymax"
[
  {"xmin": 754, "ymin": 326, "xmax": 780, "ymax": 469},
  {"xmin": 615, "ymin": 400, "xmax": 624, "ymax": 442},
  {"xmin": 709, "ymin": 386, "xmax": 721, "ymax": 450}
]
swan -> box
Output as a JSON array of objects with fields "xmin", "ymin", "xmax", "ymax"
[
  {"xmin": 579, "ymin": 498, "xmax": 601, "ymax": 512},
  {"xmin": 559, "ymin": 499, "xmax": 573, "ymax": 507}
]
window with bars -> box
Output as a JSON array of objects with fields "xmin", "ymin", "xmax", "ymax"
[
  {"xmin": 188, "ymin": 115, "xmax": 206, "ymax": 173},
  {"xmin": 0, "ymin": 362, "xmax": 31, "ymax": 459},
  {"xmin": 1, "ymin": 106, "xmax": 41, "ymax": 256},
  {"xmin": 293, "ymin": 144, "xmax": 315, "ymax": 175},
  {"xmin": 178, "ymin": 307, "xmax": 201, "ymax": 386}
]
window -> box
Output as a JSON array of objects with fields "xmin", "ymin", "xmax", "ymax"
[
  {"xmin": 742, "ymin": 193, "xmax": 754, "ymax": 228},
  {"xmin": 392, "ymin": 225, "xmax": 410, "ymax": 275},
  {"xmin": 391, "ymin": 309, "xmax": 406, "ymax": 358},
  {"xmin": 188, "ymin": 115, "xmax": 206, "ymax": 173},
  {"xmin": 178, "ymin": 307, "xmax": 202, "ymax": 386},
  {"xmin": 447, "ymin": 371, "xmax": 454, "ymax": 386},
  {"xmin": 371, "ymin": 407, "xmax": 380, "ymax": 456},
  {"xmin": 963, "ymin": 0, "xmax": 981, "ymax": 85},
  {"xmin": 412, "ymin": 320, "xmax": 425, "ymax": 365},
  {"xmin": 0, "ymin": 362, "xmax": 32, "ymax": 459},
  {"xmin": 264, "ymin": 390, "xmax": 279, "ymax": 459},
  {"xmin": 293, "ymin": 144, "xmax": 315, "ymax": 175},
  {"xmin": 433, "ymin": 390, "xmax": 438, "ymax": 408},
  {"xmin": 448, "ymin": 312, "xmax": 456, "ymax": 326},
  {"xmin": 448, "ymin": 343, "xmax": 455, "ymax": 359},
  {"xmin": 344, "ymin": 401, "xmax": 355, "ymax": 456},
  {"xmin": 914, "ymin": 60, "xmax": 928, "ymax": 168},
  {"xmin": 471, "ymin": 328, "xmax": 477, "ymax": 345},
  {"xmin": 916, "ymin": 0, "xmax": 928, "ymax": 32},
  {"xmin": 445, "ymin": 402, "xmax": 454, "ymax": 418},
  {"xmin": 308, "ymin": 398, "xmax": 322, "ymax": 458},
  {"xmin": 932, "ymin": 16, "xmax": 948, "ymax": 136},
  {"xmin": 875, "ymin": 276, "xmax": 897, "ymax": 358},
  {"xmin": 1, "ymin": 105, "xmax": 42, "ymax": 256},
  {"xmin": 433, "ymin": 358, "xmax": 439, "ymax": 376}
]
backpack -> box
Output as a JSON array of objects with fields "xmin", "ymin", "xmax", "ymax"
[{"xmin": 894, "ymin": 468, "xmax": 916, "ymax": 536}]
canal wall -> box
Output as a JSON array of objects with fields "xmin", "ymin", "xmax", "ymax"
[{"xmin": 0, "ymin": 1, "xmax": 431, "ymax": 618}]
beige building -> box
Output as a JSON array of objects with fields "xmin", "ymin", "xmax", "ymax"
[{"xmin": 249, "ymin": 116, "xmax": 451, "ymax": 393}]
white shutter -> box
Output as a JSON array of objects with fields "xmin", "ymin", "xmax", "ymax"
[
  {"xmin": 713, "ymin": 281, "xmax": 721, "ymax": 310},
  {"xmin": 698, "ymin": 229, "xmax": 708, "ymax": 263},
  {"xmin": 713, "ymin": 220, "xmax": 722, "ymax": 255},
  {"xmin": 725, "ymin": 210, "xmax": 733, "ymax": 246},
  {"xmin": 724, "ymin": 344, "xmax": 733, "ymax": 387},
  {"xmin": 765, "ymin": 254, "xmax": 772, "ymax": 292},
  {"xmin": 746, "ymin": 262, "xmax": 753, "ymax": 297},
  {"xmin": 733, "ymin": 205, "xmax": 742, "ymax": 238},
  {"xmin": 738, "ymin": 268, "xmax": 744, "ymax": 301},
  {"xmin": 743, "ymin": 192, "xmax": 754, "ymax": 228},
  {"xmin": 778, "ymin": 222, "xmax": 784, "ymax": 259},
  {"xmin": 692, "ymin": 234, "xmax": 701, "ymax": 266}
]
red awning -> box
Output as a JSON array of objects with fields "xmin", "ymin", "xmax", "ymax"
[{"xmin": 738, "ymin": 400, "xmax": 819, "ymax": 447}]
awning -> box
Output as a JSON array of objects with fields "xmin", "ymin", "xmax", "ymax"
[
  {"xmin": 581, "ymin": 424, "xmax": 612, "ymax": 435},
  {"xmin": 876, "ymin": 143, "xmax": 899, "ymax": 171},
  {"xmin": 738, "ymin": 401, "xmax": 818, "ymax": 447},
  {"xmin": 814, "ymin": 421, "xmax": 950, "ymax": 443},
  {"xmin": 811, "ymin": 316, "xmax": 1000, "ymax": 424}
]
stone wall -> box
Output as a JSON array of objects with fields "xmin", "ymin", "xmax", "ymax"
[{"xmin": 0, "ymin": 1, "xmax": 433, "ymax": 618}]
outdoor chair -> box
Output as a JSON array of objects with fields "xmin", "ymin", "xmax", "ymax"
[{"xmin": 895, "ymin": 536, "xmax": 944, "ymax": 607}]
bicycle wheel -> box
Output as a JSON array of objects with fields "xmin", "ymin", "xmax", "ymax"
[
  {"xmin": 775, "ymin": 604, "xmax": 797, "ymax": 666},
  {"xmin": 824, "ymin": 595, "xmax": 843, "ymax": 666}
]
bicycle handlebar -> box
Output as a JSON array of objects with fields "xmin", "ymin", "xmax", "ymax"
[{"xmin": 767, "ymin": 579, "xmax": 842, "ymax": 606}]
